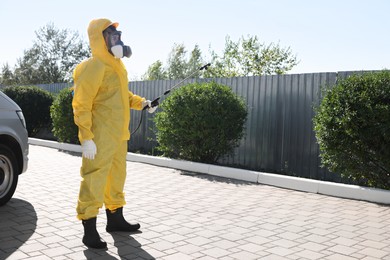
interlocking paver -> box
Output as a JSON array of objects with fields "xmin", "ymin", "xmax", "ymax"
[
  {"xmin": 0, "ymin": 144, "xmax": 389, "ymax": 259},
  {"xmin": 358, "ymin": 248, "xmax": 389, "ymax": 259},
  {"xmin": 293, "ymin": 249, "xmax": 326, "ymax": 259}
]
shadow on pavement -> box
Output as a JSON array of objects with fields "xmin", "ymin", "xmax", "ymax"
[
  {"xmin": 83, "ymin": 232, "xmax": 155, "ymax": 260},
  {"xmin": 111, "ymin": 232, "xmax": 155, "ymax": 260},
  {"xmin": 180, "ymin": 170, "xmax": 257, "ymax": 186},
  {"xmin": 0, "ymin": 198, "xmax": 37, "ymax": 259},
  {"xmin": 83, "ymin": 248, "xmax": 117, "ymax": 260}
]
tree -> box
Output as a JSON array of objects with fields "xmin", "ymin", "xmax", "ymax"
[
  {"xmin": 142, "ymin": 60, "xmax": 167, "ymax": 80},
  {"xmin": 142, "ymin": 44, "xmax": 204, "ymax": 80},
  {"xmin": 204, "ymin": 35, "xmax": 299, "ymax": 77},
  {"xmin": 0, "ymin": 63, "xmax": 16, "ymax": 86},
  {"xmin": 187, "ymin": 45, "xmax": 203, "ymax": 76},
  {"xmin": 0, "ymin": 23, "xmax": 90, "ymax": 85},
  {"xmin": 167, "ymin": 44, "xmax": 188, "ymax": 79},
  {"xmin": 142, "ymin": 35, "xmax": 299, "ymax": 80}
]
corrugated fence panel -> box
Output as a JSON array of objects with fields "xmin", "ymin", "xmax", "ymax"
[
  {"xmin": 311, "ymin": 73, "xmax": 338, "ymax": 181},
  {"xmin": 277, "ymin": 73, "xmax": 338, "ymax": 180},
  {"xmin": 246, "ymin": 76, "xmax": 259, "ymax": 170},
  {"xmin": 36, "ymin": 83, "xmax": 72, "ymax": 94},
  {"xmin": 209, "ymin": 72, "xmax": 340, "ymax": 180}
]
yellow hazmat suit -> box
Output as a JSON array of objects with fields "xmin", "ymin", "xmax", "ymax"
[{"xmin": 72, "ymin": 18, "xmax": 145, "ymax": 220}]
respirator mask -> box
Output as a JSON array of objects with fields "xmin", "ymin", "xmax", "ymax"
[{"xmin": 103, "ymin": 26, "xmax": 132, "ymax": 59}]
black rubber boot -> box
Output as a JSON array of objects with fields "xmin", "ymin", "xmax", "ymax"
[
  {"xmin": 106, "ymin": 207, "xmax": 141, "ymax": 232},
  {"xmin": 82, "ymin": 217, "xmax": 107, "ymax": 249}
]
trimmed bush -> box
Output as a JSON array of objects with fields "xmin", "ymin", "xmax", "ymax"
[
  {"xmin": 154, "ymin": 81, "xmax": 247, "ymax": 163},
  {"xmin": 50, "ymin": 87, "xmax": 79, "ymax": 144},
  {"xmin": 313, "ymin": 71, "xmax": 390, "ymax": 190},
  {"xmin": 3, "ymin": 86, "xmax": 53, "ymax": 136}
]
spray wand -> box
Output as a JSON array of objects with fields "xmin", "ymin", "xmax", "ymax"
[
  {"xmin": 145, "ymin": 63, "xmax": 211, "ymax": 109},
  {"xmin": 131, "ymin": 63, "xmax": 211, "ymax": 135}
]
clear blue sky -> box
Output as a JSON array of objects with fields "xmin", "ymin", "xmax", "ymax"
[{"xmin": 1, "ymin": 0, "xmax": 389, "ymax": 80}]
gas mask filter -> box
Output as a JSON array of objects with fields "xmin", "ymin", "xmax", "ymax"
[{"xmin": 103, "ymin": 26, "xmax": 132, "ymax": 59}]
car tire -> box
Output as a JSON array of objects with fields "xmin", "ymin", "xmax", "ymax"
[{"xmin": 0, "ymin": 144, "xmax": 19, "ymax": 206}]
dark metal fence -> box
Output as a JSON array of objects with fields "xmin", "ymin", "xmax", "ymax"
[
  {"xmin": 129, "ymin": 73, "xmax": 341, "ymax": 182},
  {"xmin": 31, "ymin": 71, "xmax": 371, "ymax": 183}
]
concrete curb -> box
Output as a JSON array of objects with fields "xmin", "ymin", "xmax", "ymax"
[{"xmin": 28, "ymin": 138, "xmax": 390, "ymax": 205}]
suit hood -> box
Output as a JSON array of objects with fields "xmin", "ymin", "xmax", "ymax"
[{"xmin": 87, "ymin": 18, "xmax": 127, "ymax": 74}]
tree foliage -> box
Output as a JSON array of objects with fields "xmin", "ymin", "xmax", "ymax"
[
  {"xmin": 0, "ymin": 63, "xmax": 16, "ymax": 86},
  {"xmin": 142, "ymin": 35, "xmax": 298, "ymax": 80},
  {"xmin": 205, "ymin": 35, "xmax": 298, "ymax": 77},
  {"xmin": 142, "ymin": 44, "xmax": 203, "ymax": 80},
  {"xmin": 2, "ymin": 86, "xmax": 53, "ymax": 136},
  {"xmin": 154, "ymin": 82, "xmax": 247, "ymax": 163},
  {"xmin": 142, "ymin": 60, "xmax": 167, "ymax": 81},
  {"xmin": 313, "ymin": 71, "xmax": 390, "ymax": 190},
  {"xmin": 50, "ymin": 87, "xmax": 79, "ymax": 144},
  {"xmin": 0, "ymin": 23, "xmax": 90, "ymax": 86}
]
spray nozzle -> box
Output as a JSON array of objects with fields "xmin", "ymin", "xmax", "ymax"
[{"xmin": 199, "ymin": 63, "xmax": 211, "ymax": 71}]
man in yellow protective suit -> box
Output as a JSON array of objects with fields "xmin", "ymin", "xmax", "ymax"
[{"xmin": 72, "ymin": 18, "xmax": 157, "ymax": 249}]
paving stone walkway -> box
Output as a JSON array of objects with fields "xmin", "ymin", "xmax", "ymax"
[{"xmin": 1, "ymin": 145, "xmax": 389, "ymax": 259}]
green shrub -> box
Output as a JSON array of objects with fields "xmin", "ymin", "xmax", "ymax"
[
  {"xmin": 154, "ymin": 81, "xmax": 247, "ymax": 163},
  {"xmin": 3, "ymin": 86, "xmax": 53, "ymax": 136},
  {"xmin": 313, "ymin": 71, "xmax": 390, "ymax": 190},
  {"xmin": 50, "ymin": 87, "xmax": 79, "ymax": 144}
]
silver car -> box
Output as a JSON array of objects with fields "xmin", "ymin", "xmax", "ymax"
[{"xmin": 0, "ymin": 90, "xmax": 29, "ymax": 206}]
